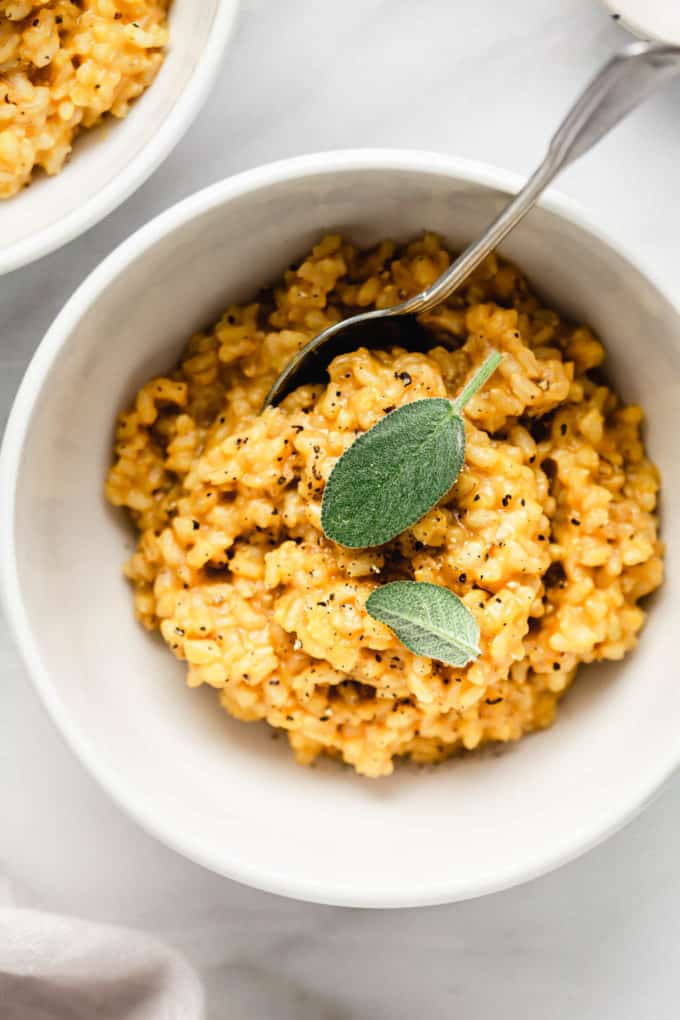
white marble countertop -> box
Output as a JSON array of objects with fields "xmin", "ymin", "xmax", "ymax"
[{"xmin": 2, "ymin": 1, "xmax": 680, "ymax": 1016}]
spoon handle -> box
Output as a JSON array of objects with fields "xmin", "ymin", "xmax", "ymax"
[{"xmin": 404, "ymin": 41, "xmax": 680, "ymax": 316}]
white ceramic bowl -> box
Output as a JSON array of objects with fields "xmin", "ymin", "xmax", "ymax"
[
  {"xmin": 2, "ymin": 150, "xmax": 679, "ymax": 908},
  {"xmin": 0, "ymin": 0, "xmax": 239, "ymax": 277},
  {"xmin": 602, "ymin": 1, "xmax": 680, "ymax": 45}
]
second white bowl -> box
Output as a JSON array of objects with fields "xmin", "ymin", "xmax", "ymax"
[{"xmin": 0, "ymin": 0, "xmax": 239, "ymax": 277}]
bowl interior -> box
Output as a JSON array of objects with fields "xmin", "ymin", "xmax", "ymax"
[
  {"xmin": 7, "ymin": 159, "xmax": 680, "ymax": 906},
  {"xmin": 0, "ymin": 0, "xmax": 227, "ymax": 268}
]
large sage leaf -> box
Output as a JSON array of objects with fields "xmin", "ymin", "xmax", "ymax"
[
  {"xmin": 321, "ymin": 351, "xmax": 502, "ymax": 548},
  {"xmin": 321, "ymin": 398, "xmax": 465, "ymax": 548}
]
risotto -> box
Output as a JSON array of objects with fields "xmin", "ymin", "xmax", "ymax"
[
  {"xmin": 106, "ymin": 234, "xmax": 664, "ymax": 778},
  {"xmin": 0, "ymin": 0, "xmax": 169, "ymax": 198}
]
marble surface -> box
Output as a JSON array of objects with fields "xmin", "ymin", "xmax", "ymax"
[{"xmin": 2, "ymin": 1, "xmax": 680, "ymax": 1016}]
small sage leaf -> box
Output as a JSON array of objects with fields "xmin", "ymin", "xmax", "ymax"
[
  {"xmin": 366, "ymin": 580, "xmax": 480, "ymax": 667},
  {"xmin": 321, "ymin": 351, "xmax": 502, "ymax": 548}
]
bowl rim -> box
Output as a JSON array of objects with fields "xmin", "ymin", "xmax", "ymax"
[
  {"xmin": 601, "ymin": 0, "xmax": 680, "ymax": 46},
  {"xmin": 0, "ymin": 0, "xmax": 240, "ymax": 278},
  {"xmin": 2, "ymin": 147, "xmax": 679, "ymax": 908}
]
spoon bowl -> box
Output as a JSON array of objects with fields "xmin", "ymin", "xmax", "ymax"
[{"xmin": 266, "ymin": 310, "xmax": 443, "ymax": 399}]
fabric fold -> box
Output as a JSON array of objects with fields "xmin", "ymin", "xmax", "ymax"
[{"xmin": 0, "ymin": 908, "xmax": 204, "ymax": 1020}]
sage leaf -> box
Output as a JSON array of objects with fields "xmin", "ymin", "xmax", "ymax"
[
  {"xmin": 321, "ymin": 398, "xmax": 463, "ymax": 548},
  {"xmin": 321, "ymin": 351, "xmax": 502, "ymax": 548},
  {"xmin": 366, "ymin": 580, "xmax": 480, "ymax": 666}
]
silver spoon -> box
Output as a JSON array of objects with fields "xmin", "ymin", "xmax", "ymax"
[{"xmin": 264, "ymin": 40, "xmax": 680, "ymax": 408}]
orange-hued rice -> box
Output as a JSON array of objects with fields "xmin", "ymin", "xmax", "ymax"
[
  {"xmin": 0, "ymin": 0, "xmax": 169, "ymax": 198},
  {"xmin": 106, "ymin": 234, "xmax": 664, "ymax": 777}
]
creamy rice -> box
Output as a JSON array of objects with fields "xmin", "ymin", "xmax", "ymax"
[
  {"xmin": 106, "ymin": 234, "xmax": 663, "ymax": 777},
  {"xmin": 0, "ymin": 0, "xmax": 169, "ymax": 198}
]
